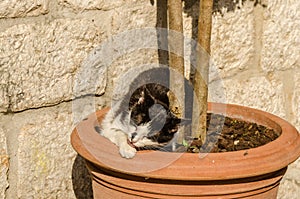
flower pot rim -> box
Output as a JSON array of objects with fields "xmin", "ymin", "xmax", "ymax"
[{"xmin": 71, "ymin": 102, "xmax": 300, "ymax": 181}]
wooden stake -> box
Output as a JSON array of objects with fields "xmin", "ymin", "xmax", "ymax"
[
  {"xmin": 192, "ymin": 0, "xmax": 213, "ymax": 143},
  {"xmin": 167, "ymin": 0, "xmax": 185, "ymax": 145}
]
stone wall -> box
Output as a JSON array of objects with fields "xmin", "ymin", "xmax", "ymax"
[{"xmin": 0, "ymin": 0, "xmax": 299, "ymax": 198}]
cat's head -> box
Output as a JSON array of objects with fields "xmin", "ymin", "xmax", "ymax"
[{"xmin": 126, "ymin": 104, "xmax": 191, "ymax": 149}]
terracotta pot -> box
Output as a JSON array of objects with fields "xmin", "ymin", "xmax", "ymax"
[{"xmin": 71, "ymin": 103, "xmax": 300, "ymax": 199}]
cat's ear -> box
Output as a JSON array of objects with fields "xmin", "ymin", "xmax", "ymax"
[{"xmin": 167, "ymin": 118, "xmax": 191, "ymax": 134}]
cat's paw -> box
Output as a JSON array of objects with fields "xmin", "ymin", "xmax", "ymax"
[{"xmin": 119, "ymin": 144, "xmax": 137, "ymax": 159}]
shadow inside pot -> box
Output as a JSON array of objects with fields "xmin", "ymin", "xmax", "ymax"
[{"xmin": 72, "ymin": 155, "xmax": 94, "ymax": 199}]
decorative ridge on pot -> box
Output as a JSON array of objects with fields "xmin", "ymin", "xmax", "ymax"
[{"xmin": 71, "ymin": 103, "xmax": 300, "ymax": 181}]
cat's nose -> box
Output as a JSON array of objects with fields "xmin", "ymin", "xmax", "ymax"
[{"xmin": 131, "ymin": 132, "xmax": 137, "ymax": 141}]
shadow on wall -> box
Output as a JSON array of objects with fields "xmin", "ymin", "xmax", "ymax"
[
  {"xmin": 72, "ymin": 155, "xmax": 93, "ymax": 199},
  {"xmin": 154, "ymin": 0, "xmax": 267, "ymax": 72},
  {"xmin": 212, "ymin": 0, "xmax": 266, "ymax": 14},
  {"xmin": 185, "ymin": 0, "xmax": 266, "ymax": 15}
]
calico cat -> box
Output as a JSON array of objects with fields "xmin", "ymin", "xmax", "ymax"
[{"xmin": 96, "ymin": 67, "xmax": 191, "ymax": 158}]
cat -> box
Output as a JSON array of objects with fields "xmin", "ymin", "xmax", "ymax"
[{"xmin": 96, "ymin": 67, "xmax": 191, "ymax": 158}]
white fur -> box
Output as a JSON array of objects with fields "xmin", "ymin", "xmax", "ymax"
[{"xmin": 100, "ymin": 108, "xmax": 158, "ymax": 158}]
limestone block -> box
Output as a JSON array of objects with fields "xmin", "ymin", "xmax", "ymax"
[
  {"xmin": 58, "ymin": 0, "xmax": 124, "ymax": 11},
  {"xmin": 284, "ymin": 158, "xmax": 300, "ymax": 182},
  {"xmin": 292, "ymin": 72, "xmax": 300, "ymax": 132},
  {"xmin": 0, "ymin": 19, "xmax": 106, "ymax": 112},
  {"xmin": 111, "ymin": 0, "xmax": 157, "ymax": 34},
  {"xmin": 0, "ymin": 0, "xmax": 49, "ymax": 18},
  {"xmin": 262, "ymin": 0, "xmax": 300, "ymax": 72},
  {"xmin": 0, "ymin": 127, "xmax": 9, "ymax": 199},
  {"xmin": 14, "ymin": 103, "xmax": 77, "ymax": 198},
  {"xmin": 209, "ymin": 76, "xmax": 286, "ymax": 118},
  {"xmin": 109, "ymin": 49, "xmax": 159, "ymax": 84},
  {"xmin": 211, "ymin": 2, "xmax": 255, "ymax": 78},
  {"xmin": 278, "ymin": 178, "xmax": 300, "ymax": 199},
  {"xmin": 0, "ymin": 69, "xmax": 9, "ymax": 112}
]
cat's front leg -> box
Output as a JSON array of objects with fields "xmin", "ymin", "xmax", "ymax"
[
  {"xmin": 99, "ymin": 127, "xmax": 137, "ymax": 158},
  {"xmin": 117, "ymin": 133, "xmax": 137, "ymax": 158}
]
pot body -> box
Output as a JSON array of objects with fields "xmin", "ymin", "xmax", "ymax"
[
  {"xmin": 71, "ymin": 103, "xmax": 300, "ymax": 199},
  {"xmin": 87, "ymin": 161, "xmax": 286, "ymax": 199}
]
